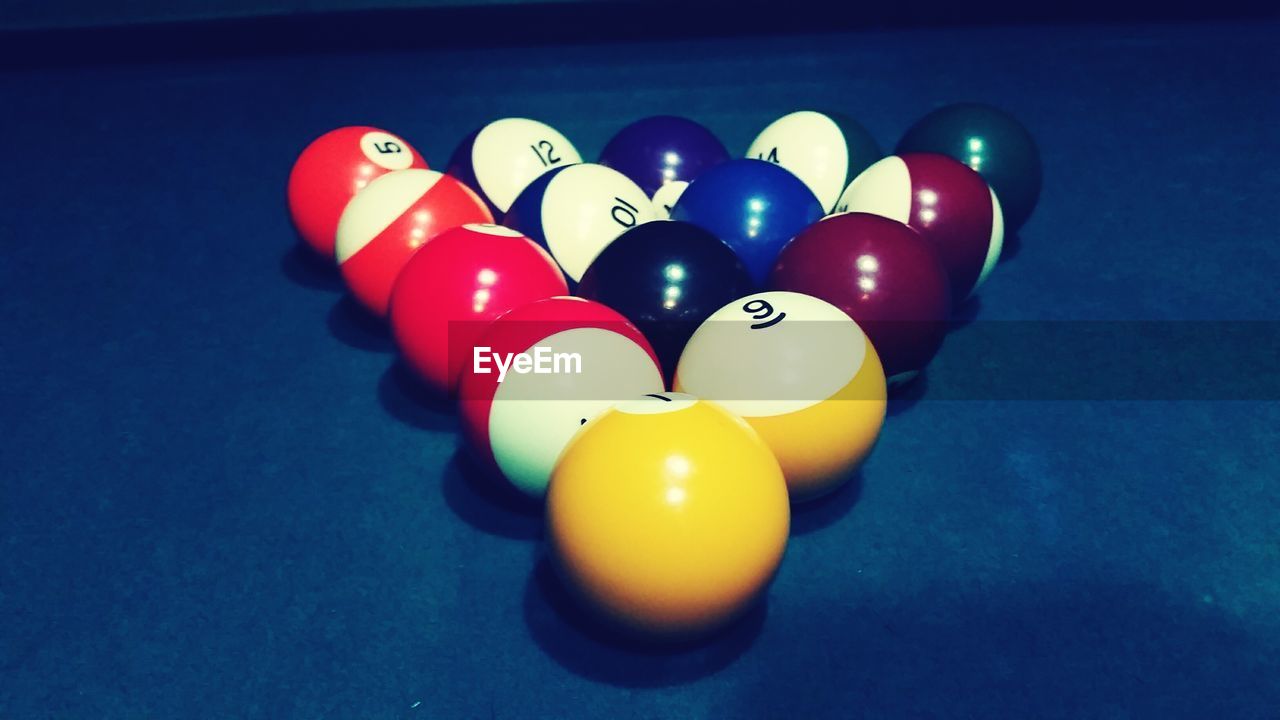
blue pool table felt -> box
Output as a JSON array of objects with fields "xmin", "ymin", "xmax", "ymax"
[{"xmin": 2, "ymin": 19, "xmax": 1278, "ymax": 719}]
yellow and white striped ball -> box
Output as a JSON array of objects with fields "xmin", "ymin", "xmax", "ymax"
[{"xmin": 675, "ymin": 290, "xmax": 887, "ymax": 501}]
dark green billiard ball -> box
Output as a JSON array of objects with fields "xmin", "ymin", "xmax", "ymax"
[{"xmin": 897, "ymin": 103, "xmax": 1042, "ymax": 232}]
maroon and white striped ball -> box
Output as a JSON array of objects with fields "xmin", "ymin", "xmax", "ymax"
[{"xmin": 835, "ymin": 153, "xmax": 1003, "ymax": 303}]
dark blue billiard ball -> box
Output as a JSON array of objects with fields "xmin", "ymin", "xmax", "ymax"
[{"xmin": 670, "ymin": 159, "xmax": 823, "ymax": 285}]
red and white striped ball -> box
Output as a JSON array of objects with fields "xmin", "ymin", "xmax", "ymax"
[
  {"xmin": 835, "ymin": 153, "xmax": 1003, "ymax": 303},
  {"xmin": 287, "ymin": 126, "xmax": 427, "ymax": 259},
  {"xmin": 335, "ymin": 168, "xmax": 493, "ymax": 317},
  {"xmin": 458, "ymin": 297, "xmax": 664, "ymax": 498}
]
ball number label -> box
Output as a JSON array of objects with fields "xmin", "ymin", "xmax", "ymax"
[
  {"xmin": 650, "ymin": 181, "xmax": 687, "ymax": 221},
  {"xmin": 611, "ymin": 197, "xmax": 641, "ymax": 228},
  {"xmin": 530, "ymin": 140, "xmax": 563, "ymax": 168},
  {"xmin": 528, "ymin": 165, "xmax": 656, "ymax": 282},
  {"xmin": 360, "ymin": 131, "xmax": 416, "ymax": 170},
  {"xmin": 755, "ymin": 147, "xmax": 780, "ymax": 164},
  {"xmin": 743, "ymin": 298, "xmax": 786, "ymax": 330},
  {"xmin": 462, "ymin": 222, "xmax": 525, "ymax": 238},
  {"xmin": 616, "ymin": 393, "xmax": 698, "ymax": 415},
  {"xmin": 674, "ymin": 291, "xmax": 870, "ymax": 421}
]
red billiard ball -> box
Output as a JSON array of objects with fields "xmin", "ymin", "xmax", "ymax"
[
  {"xmin": 389, "ymin": 224, "xmax": 569, "ymax": 396},
  {"xmin": 287, "ymin": 126, "xmax": 427, "ymax": 259},
  {"xmin": 835, "ymin": 153, "xmax": 1003, "ymax": 303},
  {"xmin": 335, "ymin": 169, "xmax": 493, "ymax": 317},
  {"xmin": 458, "ymin": 296, "xmax": 664, "ymax": 498},
  {"xmin": 769, "ymin": 212, "xmax": 951, "ymax": 384}
]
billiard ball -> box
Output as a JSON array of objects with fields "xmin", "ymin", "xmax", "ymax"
[
  {"xmin": 675, "ymin": 291, "xmax": 886, "ymax": 500},
  {"xmin": 503, "ymin": 163, "xmax": 656, "ymax": 283},
  {"xmin": 597, "ymin": 115, "xmax": 730, "ymax": 216},
  {"xmin": 335, "ymin": 169, "xmax": 494, "ymax": 315},
  {"xmin": 650, "ymin": 182, "xmax": 687, "ymax": 221},
  {"xmin": 335, "ymin": 169, "xmax": 493, "ymax": 317},
  {"xmin": 896, "ymin": 102, "xmax": 1042, "ymax": 231},
  {"xmin": 769, "ymin": 213, "xmax": 951, "ymax": 384},
  {"xmin": 458, "ymin": 297, "xmax": 664, "ymax": 498},
  {"xmin": 835, "ymin": 153, "xmax": 1004, "ymax": 303},
  {"xmin": 445, "ymin": 117, "xmax": 583, "ymax": 215},
  {"xmin": 746, "ymin": 110, "xmax": 882, "ymax": 213},
  {"xmin": 547, "ymin": 392, "xmax": 789, "ymax": 638},
  {"xmin": 670, "ymin": 159, "xmax": 823, "ymax": 285},
  {"xmin": 575, "ymin": 220, "xmax": 755, "ymax": 379},
  {"xmin": 389, "ymin": 224, "xmax": 568, "ymax": 395},
  {"xmin": 287, "ymin": 126, "xmax": 427, "ymax": 258}
]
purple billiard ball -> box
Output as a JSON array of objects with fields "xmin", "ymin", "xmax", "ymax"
[{"xmin": 598, "ymin": 116, "xmax": 730, "ymax": 216}]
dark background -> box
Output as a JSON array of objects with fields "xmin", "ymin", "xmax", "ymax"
[
  {"xmin": 2, "ymin": 0, "xmax": 1277, "ymax": 68},
  {"xmin": 1, "ymin": 0, "xmax": 1267, "ymax": 30}
]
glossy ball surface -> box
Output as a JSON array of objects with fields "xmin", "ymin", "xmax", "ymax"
[
  {"xmin": 547, "ymin": 393, "xmax": 789, "ymax": 638},
  {"xmin": 836, "ymin": 153, "xmax": 1003, "ymax": 302},
  {"xmin": 458, "ymin": 297, "xmax": 664, "ymax": 498},
  {"xmin": 575, "ymin": 221, "xmax": 755, "ymax": 379},
  {"xmin": 446, "ymin": 117, "xmax": 583, "ymax": 215},
  {"xmin": 335, "ymin": 169, "xmax": 492, "ymax": 316},
  {"xmin": 287, "ymin": 126, "xmax": 427, "ymax": 258},
  {"xmin": 388, "ymin": 224, "xmax": 568, "ymax": 395},
  {"xmin": 768, "ymin": 213, "xmax": 951, "ymax": 384},
  {"xmin": 675, "ymin": 291, "xmax": 886, "ymax": 500},
  {"xmin": 670, "ymin": 159, "xmax": 823, "ymax": 285},
  {"xmin": 503, "ymin": 163, "xmax": 656, "ymax": 282},
  {"xmin": 896, "ymin": 102, "xmax": 1042, "ymax": 231},
  {"xmin": 598, "ymin": 115, "xmax": 730, "ymax": 209},
  {"xmin": 746, "ymin": 110, "xmax": 882, "ymax": 213}
]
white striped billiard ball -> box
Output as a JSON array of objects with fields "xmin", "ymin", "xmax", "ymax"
[{"xmin": 835, "ymin": 153, "xmax": 1004, "ymax": 303}]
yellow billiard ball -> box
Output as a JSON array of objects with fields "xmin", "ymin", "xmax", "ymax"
[
  {"xmin": 546, "ymin": 393, "xmax": 789, "ymax": 639},
  {"xmin": 674, "ymin": 291, "xmax": 887, "ymax": 501}
]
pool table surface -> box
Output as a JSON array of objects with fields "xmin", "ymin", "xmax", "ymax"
[{"xmin": 2, "ymin": 16, "xmax": 1279, "ymax": 719}]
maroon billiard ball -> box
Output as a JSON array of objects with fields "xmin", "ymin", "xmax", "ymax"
[
  {"xmin": 835, "ymin": 153, "xmax": 1003, "ymax": 304},
  {"xmin": 768, "ymin": 212, "xmax": 951, "ymax": 384}
]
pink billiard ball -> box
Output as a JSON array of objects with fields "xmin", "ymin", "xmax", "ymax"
[
  {"xmin": 287, "ymin": 126, "xmax": 427, "ymax": 259},
  {"xmin": 389, "ymin": 224, "xmax": 569, "ymax": 396}
]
